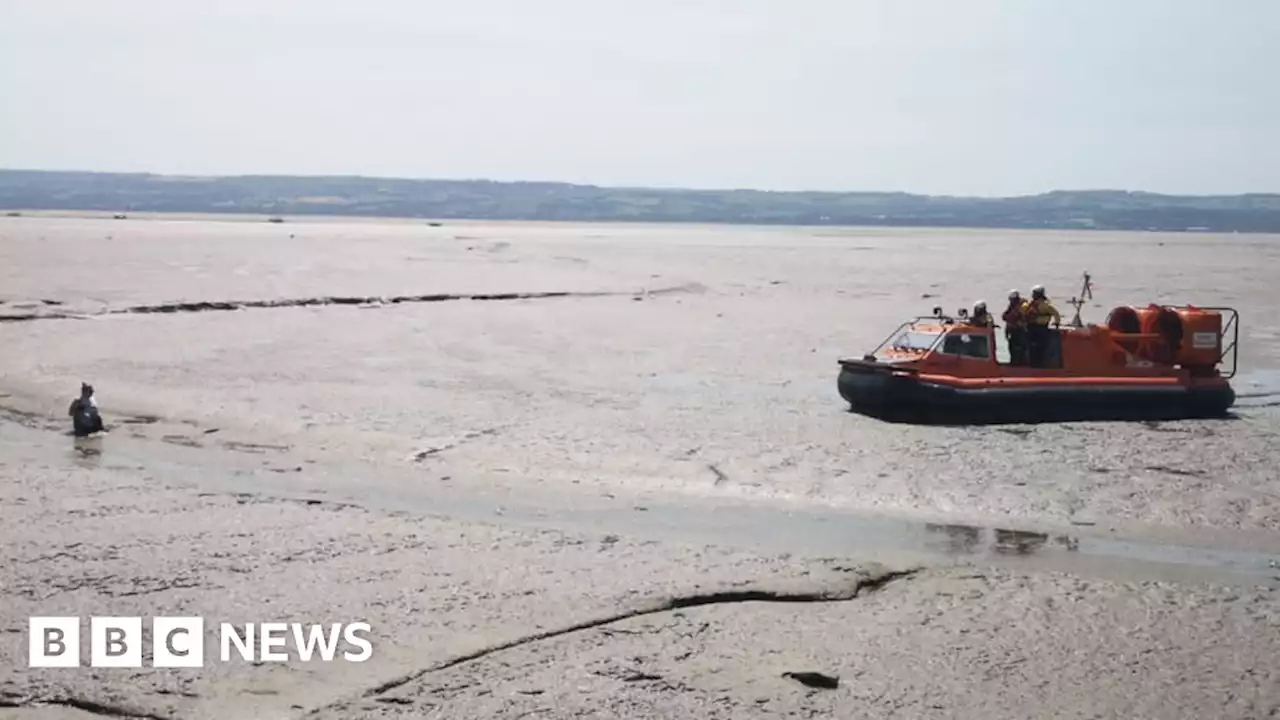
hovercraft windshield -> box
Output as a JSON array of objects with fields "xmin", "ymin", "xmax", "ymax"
[{"xmin": 867, "ymin": 321, "xmax": 945, "ymax": 362}]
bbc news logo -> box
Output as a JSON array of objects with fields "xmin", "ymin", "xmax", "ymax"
[{"xmin": 29, "ymin": 617, "xmax": 372, "ymax": 668}]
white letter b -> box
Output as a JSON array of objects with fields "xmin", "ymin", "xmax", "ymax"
[
  {"xmin": 90, "ymin": 617, "xmax": 142, "ymax": 667},
  {"xmin": 28, "ymin": 617, "xmax": 80, "ymax": 667}
]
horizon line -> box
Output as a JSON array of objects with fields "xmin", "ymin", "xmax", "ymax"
[{"xmin": 3, "ymin": 167, "xmax": 1277, "ymax": 201}]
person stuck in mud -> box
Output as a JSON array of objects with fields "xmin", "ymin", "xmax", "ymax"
[{"xmin": 68, "ymin": 382, "xmax": 104, "ymax": 437}]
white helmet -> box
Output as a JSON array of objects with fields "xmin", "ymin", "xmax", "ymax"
[
  {"xmin": 974, "ymin": 300, "xmax": 987, "ymax": 312},
  {"xmin": 1008, "ymin": 289, "xmax": 1020, "ymax": 300},
  {"xmin": 1031, "ymin": 284, "xmax": 1045, "ymax": 296}
]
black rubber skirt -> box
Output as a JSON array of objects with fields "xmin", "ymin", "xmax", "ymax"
[{"xmin": 837, "ymin": 365, "xmax": 1236, "ymax": 425}]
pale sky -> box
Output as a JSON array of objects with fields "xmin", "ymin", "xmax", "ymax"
[{"xmin": 1, "ymin": 0, "xmax": 1276, "ymax": 196}]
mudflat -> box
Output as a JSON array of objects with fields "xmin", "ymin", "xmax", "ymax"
[{"xmin": 1, "ymin": 215, "xmax": 1277, "ymax": 719}]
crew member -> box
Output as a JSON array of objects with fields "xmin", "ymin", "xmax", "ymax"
[
  {"xmin": 1025, "ymin": 285, "xmax": 1061, "ymax": 367},
  {"xmin": 1002, "ymin": 290, "xmax": 1029, "ymax": 365},
  {"xmin": 68, "ymin": 382, "xmax": 103, "ymax": 437},
  {"xmin": 970, "ymin": 301, "xmax": 994, "ymax": 327}
]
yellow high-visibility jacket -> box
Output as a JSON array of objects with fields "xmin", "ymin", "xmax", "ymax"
[{"xmin": 1027, "ymin": 298, "xmax": 1061, "ymax": 326}]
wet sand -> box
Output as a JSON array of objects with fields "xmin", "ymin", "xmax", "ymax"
[{"xmin": 1, "ymin": 215, "xmax": 1278, "ymax": 718}]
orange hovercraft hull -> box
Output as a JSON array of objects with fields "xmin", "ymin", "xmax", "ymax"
[{"xmin": 837, "ymin": 302, "xmax": 1239, "ymax": 425}]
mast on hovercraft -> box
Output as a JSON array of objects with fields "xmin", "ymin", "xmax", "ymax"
[{"xmin": 1067, "ymin": 271, "xmax": 1093, "ymax": 328}]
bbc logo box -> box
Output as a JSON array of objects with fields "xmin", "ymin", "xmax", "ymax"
[
  {"xmin": 30, "ymin": 617, "xmax": 372, "ymax": 667},
  {"xmin": 29, "ymin": 617, "xmax": 204, "ymax": 668}
]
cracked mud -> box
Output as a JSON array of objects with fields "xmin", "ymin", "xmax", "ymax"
[
  {"xmin": 352, "ymin": 565, "xmax": 921, "ymax": 703},
  {"xmin": 1, "ymin": 216, "xmax": 1278, "ymax": 719}
]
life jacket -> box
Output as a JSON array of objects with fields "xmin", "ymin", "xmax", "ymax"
[
  {"xmin": 1027, "ymin": 298, "xmax": 1060, "ymax": 326},
  {"xmin": 1002, "ymin": 301, "xmax": 1028, "ymax": 327}
]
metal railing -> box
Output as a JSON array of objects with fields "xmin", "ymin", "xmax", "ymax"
[{"xmin": 1192, "ymin": 306, "xmax": 1240, "ymax": 379}]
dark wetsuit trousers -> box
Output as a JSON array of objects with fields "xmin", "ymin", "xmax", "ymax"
[
  {"xmin": 1006, "ymin": 327, "xmax": 1028, "ymax": 365},
  {"xmin": 1027, "ymin": 324, "xmax": 1050, "ymax": 367}
]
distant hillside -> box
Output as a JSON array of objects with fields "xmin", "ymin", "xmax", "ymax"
[{"xmin": 3, "ymin": 170, "xmax": 1280, "ymax": 232}]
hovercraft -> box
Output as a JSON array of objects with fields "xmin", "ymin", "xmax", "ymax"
[{"xmin": 837, "ymin": 276, "xmax": 1239, "ymax": 424}]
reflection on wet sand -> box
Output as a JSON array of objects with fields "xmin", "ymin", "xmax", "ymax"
[
  {"xmin": 993, "ymin": 528, "xmax": 1050, "ymax": 555},
  {"xmin": 925, "ymin": 523, "xmax": 984, "ymax": 554},
  {"xmin": 925, "ymin": 523, "xmax": 1079, "ymax": 557},
  {"xmin": 71, "ymin": 436, "xmax": 102, "ymax": 469}
]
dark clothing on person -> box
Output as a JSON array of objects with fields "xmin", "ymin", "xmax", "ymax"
[
  {"xmin": 69, "ymin": 397, "xmax": 103, "ymax": 437},
  {"xmin": 1006, "ymin": 327, "xmax": 1028, "ymax": 366},
  {"xmin": 1002, "ymin": 299, "xmax": 1029, "ymax": 366},
  {"xmin": 1027, "ymin": 324, "xmax": 1052, "ymax": 368},
  {"xmin": 1025, "ymin": 297, "xmax": 1061, "ymax": 368}
]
